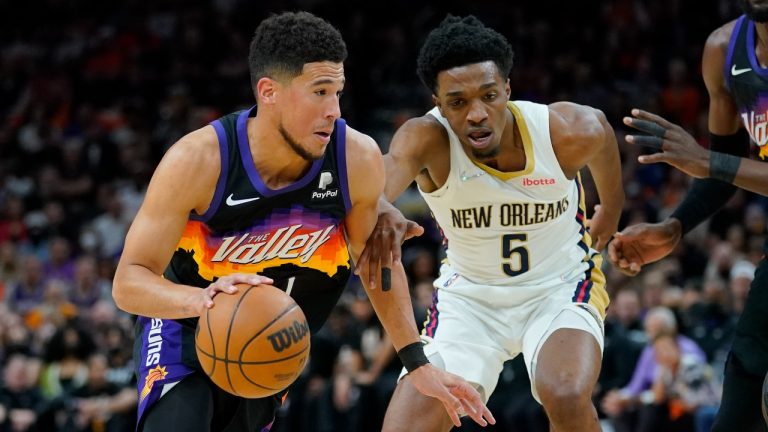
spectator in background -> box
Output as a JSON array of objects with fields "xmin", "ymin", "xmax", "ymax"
[
  {"xmin": 39, "ymin": 325, "xmax": 94, "ymax": 401},
  {"xmin": 0, "ymin": 353, "xmax": 45, "ymax": 432},
  {"xmin": 601, "ymin": 307, "xmax": 706, "ymax": 432},
  {"xmin": 0, "ymin": 242, "xmax": 21, "ymax": 296},
  {"xmin": 66, "ymin": 353, "xmax": 136, "ymax": 432},
  {"xmin": 682, "ymin": 276, "xmax": 734, "ymax": 366},
  {"xmin": 24, "ymin": 279, "xmax": 77, "ymax": 334},
  {"xmin": 729, "ymin": 259, "xmax": 755, "ymax": 316},
  {"xmin": 42, "ymin": 237, "xmax": 75, "ymax": 283},
  {"xmin": 598, "ymin": 289, "xmax": 646, "ymax": 418},
  {"xmin": 649, "ymin": 332, "xmax": 720, "ymax": 432},
  {"xmin": 0, "ymin": 196, "xmax": 28, "ymax": 244},
  {"xmin": 6, "ymin": 256, "xmax": 46, "ymax": 317},
  {"xmin": 68, "ymin": 257, "xmax": 109, "ymax": 310},
  {"xmin": 88, "ymin": 186, "xmax": 128, "ymax": 260},
  {"xmin": 610, "ymin": 288, "xmax": 644, "ymax": 335}
]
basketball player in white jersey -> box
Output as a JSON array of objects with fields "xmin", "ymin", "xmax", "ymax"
[{"xmin": 357, "ymin": 15, "xmax": 624, "ymax": 431}]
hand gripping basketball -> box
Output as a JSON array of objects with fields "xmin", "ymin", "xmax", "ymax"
[
  {"xmin": 195, "ymin": 283, "xmax": 310, "ymax": 398},
  {"xmin": 196, "ymin": 273, "xmax": 274, "ymax": 315}
]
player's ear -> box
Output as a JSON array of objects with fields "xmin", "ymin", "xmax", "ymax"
[
  {"xmin": 505, "ymin": 79, "xmax": 511, "ymax": 98},
  {"xmin": 432, "ymin": 94, "xmax": 444, "ymax": 117},
  {"xmin": 256, "ymin": 77, "xmax": 279, "ymax": 105}
]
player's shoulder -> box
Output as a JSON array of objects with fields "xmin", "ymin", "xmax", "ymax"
[
  {"xmin": 344, "ymin": 125, "xmax": 384, "ymax": 174},
  {"xmin": 706, "ymin": 18, "xmax": 740, "ymax": 51},
  {"xmin": 390, "ymin": 113, "xmax": 450, "ymax": 152},
  {"xmin": 547, "ymin": 102, "xmax": 606, "ymax": 142},
  {"xmin": 344, "ymin": 125, "xmax": 381, "ymax": 160},
  {"xmin": 159, "ymin": 124, "xmax": 221, "ymax": 180},
  {"xmin": 702, "ymin": 19, "xmax": 741, "ymax": 86},
  {"xmin": 343, "ymin": 124, "xmax": 385, "ymax": 201},
  {"xmin": 400, "ymin": 114, "xmax": 448, "ymax": 139}
]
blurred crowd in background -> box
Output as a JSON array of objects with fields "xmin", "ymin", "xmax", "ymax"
[{"xmin": 0, "ymin": 0, "xmax": 763, "ymax": 431}]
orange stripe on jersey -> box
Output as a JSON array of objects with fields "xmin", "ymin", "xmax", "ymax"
[{"xmin": 177, "ymin": 219, "xmax": 350, "ymax": 281}]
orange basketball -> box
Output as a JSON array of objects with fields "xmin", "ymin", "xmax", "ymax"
[{"xmin": 195, "ymin": 284, "xmax": 310, "ymax": 398}]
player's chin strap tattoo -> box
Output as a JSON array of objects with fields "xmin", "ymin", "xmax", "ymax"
[
  {"xmin": 630, "ymin": 119, "xmax": 666, "ymax": 152},
  {"xmin": 398, "ymin": 341, "xmax": 430, "ymax": 373}
]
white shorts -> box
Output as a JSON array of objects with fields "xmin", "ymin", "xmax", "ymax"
[{"xmin": 400, "ymin": 264, "xmax": 606, "ymax": 403}]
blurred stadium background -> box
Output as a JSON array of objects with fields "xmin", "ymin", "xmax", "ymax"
[{"xmin": 0, "ymin": 1, "xmax": 759, "ymax": 431}]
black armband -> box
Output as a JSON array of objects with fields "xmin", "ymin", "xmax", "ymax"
[
  {"xmin": 398, "ymin": 341, "xmax": 429, "ymax": 373},
  {"xmin": 710, "ymin": 152, "xmax": 741, "ymax": 183},
  {"xmin": 709, "ymin": 130, "xmax": 750, "ymax": 156},
  {"xmin": 669, "ymin": 131, "xmax": 749, "ymax": 234},
  {"xmin": 670, "ymin": 178, "xmax": 737, "ymax": 234}
]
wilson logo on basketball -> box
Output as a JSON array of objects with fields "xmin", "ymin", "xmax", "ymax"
[
  {"xmin": 267, "ymin": 320, "xmax": 309, "ymax": 353},
  {"xmin": 522, "ymin": 178, "xmax": 556, "ymax": 186},
  {"xmin": 211, "ymin": 224, "xmax": 333, "ymax": 264}
]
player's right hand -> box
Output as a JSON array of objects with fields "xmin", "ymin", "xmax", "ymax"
[
  {"xmin": 196, "ymin": 273, "xmax": 274, "ymax": 315},
  {"xmin": 408, "ymin": 364, "xmax": 495, "ymax": 428},
  {"xmin": 356, "ymin": 206, "xmax": 423, "ymax": 290},
  {"xmin": 607, "ymin": 219, "xmax": 682, "ymax": 276}
]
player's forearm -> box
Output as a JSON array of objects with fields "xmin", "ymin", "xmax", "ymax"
[
  {"xmin": 382, "ymin": 153, "xmax": 420, "ymax": 202},
  {"xmin": 666, "ymin": 129, "xmax": 753, "ymax": 233},
  {"xmin": 586, "ymin": 130, "xmax": 625, "ymax": 215},
  {"xmin": 113, "ymin": 263, "xmax": 201, "ymax": 319},
  {"xmin": 364, "ymin": 263, "xmax": 421, "ymax": 350},
  {"xmin": 727, "ymin": 157, "xmax": 768, "ymax": 196}
]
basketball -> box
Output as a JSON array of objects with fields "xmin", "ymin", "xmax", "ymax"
[{"xmin": 195, "ymin": 284, "xmax": 310, "ymax": 398}]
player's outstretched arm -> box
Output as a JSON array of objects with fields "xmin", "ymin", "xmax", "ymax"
[
  {"xmin": 356, "ymin": 117, "xmax": 442, "ymax": 288},
  {"xmin": 112, "ymin": 127, "xmax": 272, "ymax": 318},
  {"xmin": 343, "ymin": 126, "xmax": 494, "ymax": 428},
  {"xmin": 608, "ymin": 23, "xmax": 743, "ymax": 277}
]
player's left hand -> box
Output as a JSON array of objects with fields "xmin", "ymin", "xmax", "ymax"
[
  {"xmin": 624, "ymin": 108, "xmax": 709, "ymax": 178},
  {"xmin": 408, "ymin": 364, "xmax": 495, "ymax": 428},
  {"xmin": 586, "ymin": 204, "xmax": 618, "ymax": 251},
  {"xmin": 356, "ymin": 205, "xmax": 424, "ymax": 290}
]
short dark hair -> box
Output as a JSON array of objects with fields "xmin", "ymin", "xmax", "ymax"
[
  {"xmin": 248, "ymin": 12, "xmax": 347, "ymax": 86},
  {"xmin": 417, "ymin": 15, "xmax": 514, "ymax": 93}
]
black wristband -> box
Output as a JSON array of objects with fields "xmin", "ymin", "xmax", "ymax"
[
  {"xmin": 397, "ymin": 341, "xmax": 429, "ymax": 373},
  {"xmin": 709, "ymin": 151, "xmax": 741, "ymax": 183},
  {"xmin": 669, "ymin": 131, "xmax": 747, "ymax": 234}
]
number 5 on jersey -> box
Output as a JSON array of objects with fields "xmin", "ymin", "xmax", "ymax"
[{"xmin": 502, "ymin": 234, "xmax": 530, "ymax": 276}]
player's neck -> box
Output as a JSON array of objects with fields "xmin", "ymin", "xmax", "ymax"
[
  {"xmin": 474, "ymin": 108, "xmax": 524, "ymax": 172},
  {"xmin": 247, "ymin": 116, "xmax": 314, "ymax": 189}
]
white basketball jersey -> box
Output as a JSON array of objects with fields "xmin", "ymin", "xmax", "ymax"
[{"xmin": 420, "ymin": 101, "xmax": 597, "ymax": 288}]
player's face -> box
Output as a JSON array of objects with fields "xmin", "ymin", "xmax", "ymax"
[
  {"xmin": 740, "ymin": 0, "xmax": 768, "ymax": 22},
  {"xmin": 276, "ymin": 61, "xmax": 344, "ymax": 160},
  {"xmin": 433, "ymin": 61, "xmax": 511, "ymax": 161}
]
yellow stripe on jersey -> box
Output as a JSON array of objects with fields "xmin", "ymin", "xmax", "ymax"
[
  {"xmin": 576, "ymin": 173, "xmax": 609, "ymax": 318},
  {"xmin": 586, "ymin": 254, "xmax": 609, "ymax": 319},
  {"xmin": 471, "ymin": 101, "xmax": 535, "ymax": 180}
]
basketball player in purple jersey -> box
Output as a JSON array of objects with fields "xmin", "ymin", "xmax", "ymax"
[
  {"xmin": 113, "ymin": 12, "xmax": 493, "ymax": 432},
  {"xmin": 610, "ymin": 1, "xmax": 768, "ymax": 430}
]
